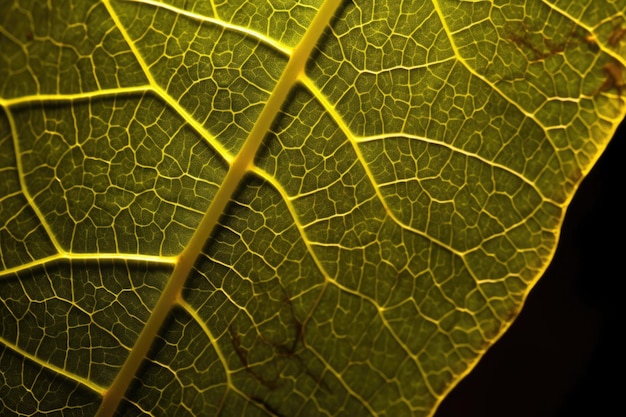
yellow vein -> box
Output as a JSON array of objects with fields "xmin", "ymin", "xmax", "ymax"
[
  {"xmin": 209, "ymin": 0, "xmax": 219, "ymax": 20},
  {"xmin": 0, "ymin": 338, "xmax": 106, "ymax": 395},
  {"xmin": 359, "ymin": 55, "xmax": 457, "ymax": 74},
  {"xmin": 123, "ymin": 0, "xmax": 292, "ymax": 57},
  {"xmin": 356, "ymin": 132, "xmax": 556, "ymax": 204},
  {"xmin": 0, "ymin": 253, "xmax": 176, "ymax": 279},
  {"xmin": 95, "ymin": 1, "xmax": 343, "ymax": 416},
  {"xmin": 0, "ymin": 86, "xmax": 151, "ymax": 108}
]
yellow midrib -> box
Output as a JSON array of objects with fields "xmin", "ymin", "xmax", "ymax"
[{"xmin": 95, "ymin": 1, "xmax": 343, "ymax": 416}]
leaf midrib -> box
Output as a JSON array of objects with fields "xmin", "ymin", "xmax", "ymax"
[{"xmin": 95, "ymin": 1, "xmax": 343, "ymax": 415}]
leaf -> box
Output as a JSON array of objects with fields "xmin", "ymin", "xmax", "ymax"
[{"xmin": 1, "ymin": 0, "xmax": 624, "ymax": 416}]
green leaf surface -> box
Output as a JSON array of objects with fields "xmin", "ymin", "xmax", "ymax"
[{"xmin": 1, "ymin": 0, "xmax": 624, "ymax": 416}]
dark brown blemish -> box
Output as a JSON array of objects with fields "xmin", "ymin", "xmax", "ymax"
[
  {"xmin": 609, "ymin": 25, "xmax": 626, "ymax": 47},
  {"xmin": 595, "ymin": 60, "xmax": 626, "ymax": 96},
  {"xmin": 228, "ymin": 325, "xmax": 279, "ymax": 390},
  {"xmin": 503, "ymin": 20, "xmax": 579, "ymax": 62}
]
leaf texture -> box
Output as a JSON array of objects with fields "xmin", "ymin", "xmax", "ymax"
[{"xmin": 1, "ymin": 0, "xmax": 625, "ymax": 416}]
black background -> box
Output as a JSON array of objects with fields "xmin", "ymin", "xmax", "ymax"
[{"xmin": 436, "ymin": 119, "xmax": 624, "ymax": 417}]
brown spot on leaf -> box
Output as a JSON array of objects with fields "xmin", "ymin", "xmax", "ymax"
[
  {"xmin": 609, "ymin": 26, "xmax": 626, "ymax": 47},
  {"xmin": 229, "ymin": 325, "xmax": 279, "ymax": 389},
  {"xmin": 595, "ymin": 60, "xmax": 626, "ymax": 96},
  {"xmin": 503, "ymin": 20, "xmax": 579, "ymax": 62}
]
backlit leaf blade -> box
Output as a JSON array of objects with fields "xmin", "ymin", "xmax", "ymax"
[{"xmin": 1, "ymin": 0, "xmax": 624, "ymax": 416}]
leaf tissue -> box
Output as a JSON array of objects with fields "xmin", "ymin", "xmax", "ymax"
[{"xmin": 1, "ymin": 0, "xmax": 624, "ymax": 416}]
